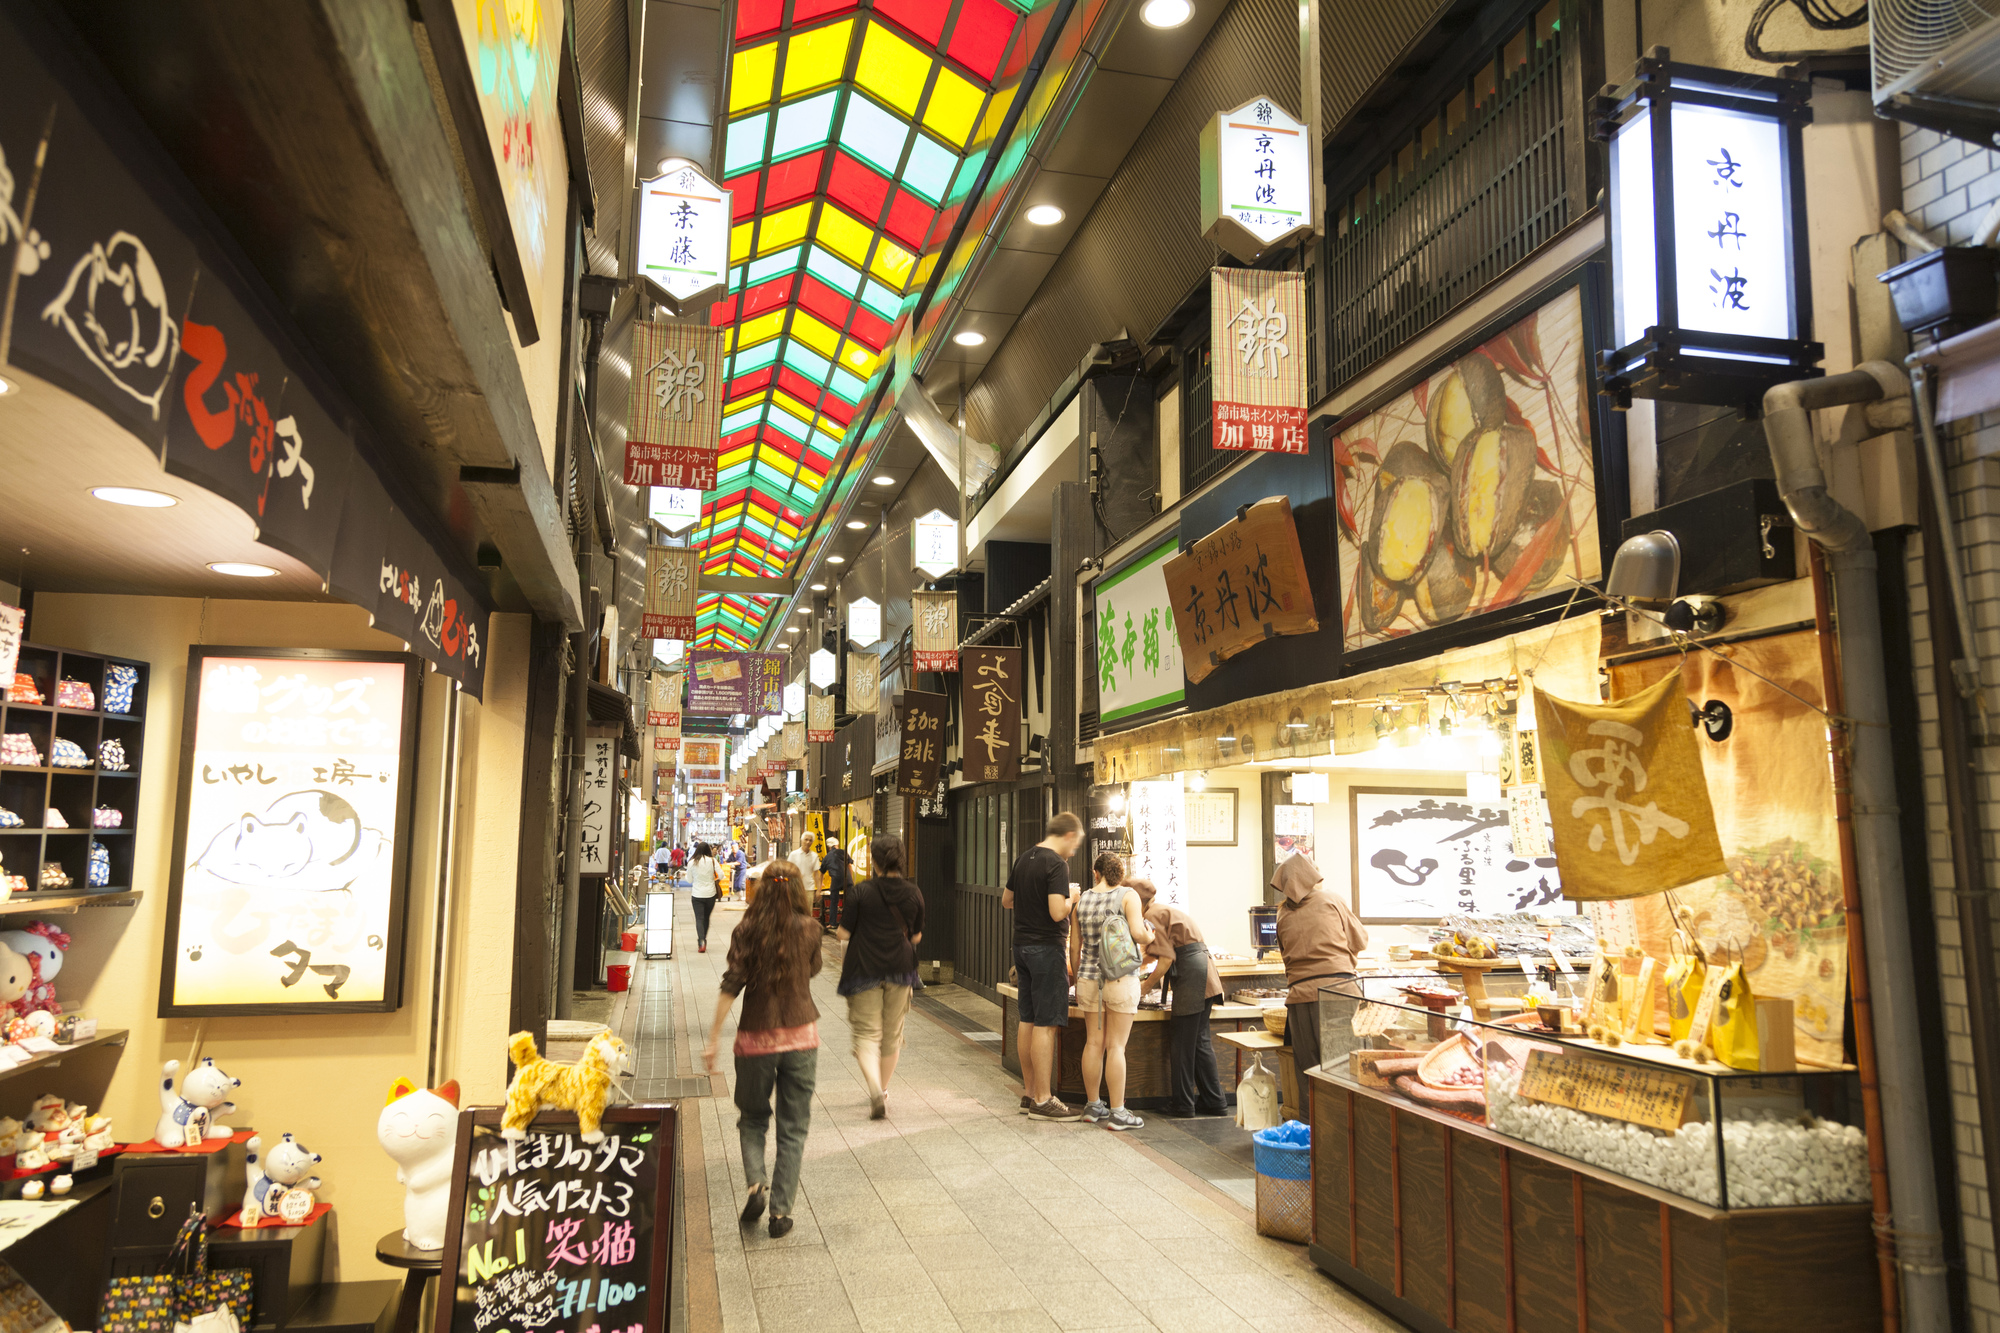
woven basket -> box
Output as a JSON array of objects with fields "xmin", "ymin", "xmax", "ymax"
[
  {"xmin": 1256, "ymin": 1172, "xmax": 1312, "ymax": 1242},
  {"xmin": 1262, "ymin": 1006, "xmax": 1288, "ymax": 1038}
]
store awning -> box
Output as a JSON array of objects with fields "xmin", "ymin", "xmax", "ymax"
[{"xmin": 1917, "ymin": 316, "xmax": 2000, "ymax": 424}]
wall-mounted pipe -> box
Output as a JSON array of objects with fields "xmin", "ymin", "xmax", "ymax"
[{"xmin": 1764, "ymin": 360, "xmax": 1949, "ymax": 1332}]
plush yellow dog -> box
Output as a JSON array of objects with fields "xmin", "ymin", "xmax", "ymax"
[{"xmin": 501, "ymin": 1031, "xmax": 630, "ymax": 1143}]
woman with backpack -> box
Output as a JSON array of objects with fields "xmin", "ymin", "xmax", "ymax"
[
  {"xmin": 703, "ymin": 859, "xmax": 821, "ymax": 1239},
  {"xmin": 835, "ymin": 832, "xmax": 924, "ymax": 1120},
  {"xmin": 1068, "ymin": 851, "xmax": 1155, "ymax": 1130}
]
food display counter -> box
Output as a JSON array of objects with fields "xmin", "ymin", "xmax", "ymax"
[{"xmin": 1307, "ymin": 976, "xmax": 1879, "ymax": 1332}]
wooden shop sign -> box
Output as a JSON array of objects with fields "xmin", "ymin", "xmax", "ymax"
[
  {"xmin": 1515, "ymin": 1049, "xmax": 1692, "ymax": 1132},
  {"xmin": 896, "ymin": 690, "xmax": 948, "ymax": 796},
  {"xmin": 1163, "ymin": 496, "xmax": 1316, "ymax": 683},
  {"xmin": 960, "ymin": 646, "xmax": 1022, "ymax": 784}
]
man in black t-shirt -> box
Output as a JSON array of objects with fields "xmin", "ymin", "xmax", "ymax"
[{"xmin": 1002, "ymin": 810, "xmax": 1084, "ymax": 1121}]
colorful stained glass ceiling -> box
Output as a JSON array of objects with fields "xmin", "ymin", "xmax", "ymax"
[{"xmin": 691, "ymin": 0, "xmax": 1040, "ymax": 652}]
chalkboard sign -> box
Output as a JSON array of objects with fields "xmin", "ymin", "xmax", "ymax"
[{"xmin": 433, "ymin": 1105, "xmax": 677, "ymax": 1333}]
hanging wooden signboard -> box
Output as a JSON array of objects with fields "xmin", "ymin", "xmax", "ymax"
[{"xmin": 1163, "ymin": 496, "xmax": 1316, "ymax": 683}]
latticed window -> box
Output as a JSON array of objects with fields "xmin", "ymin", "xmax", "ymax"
[{"xmin": 1178, "ymin": 328, "xmax": 1221, "ymax": 492}]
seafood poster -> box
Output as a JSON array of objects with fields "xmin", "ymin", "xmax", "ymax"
[
  {"xmin": 1333, "ymin": 286, "xmax": 1601, "ymax": 651},
  {"xmin": 163, "ymin": 651, "xmax": 420, "ymax": 1013}
]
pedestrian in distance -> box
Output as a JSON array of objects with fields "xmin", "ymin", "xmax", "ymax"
[
  {"xmin": 836, "ymin": 832, "xmax": 924, "ymax": 1120},
  {"xmin": 1069, "ymin": 852, "xmax": 1154, "ymax": 1130},
  {"xmin": 1001, "ymin": 810, "xmax": 1085, "ymax": 1121},
  {"xmin": 704, "ymin": 858, "xmax": 821, "ymax": 1240},
  {"xmin": 688, "ymin": 841, "xmax": 721, "ymax": 953}
]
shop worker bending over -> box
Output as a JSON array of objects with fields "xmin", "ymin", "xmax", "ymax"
[
  {"xmin": 1273, "ymin": 851, "xmax": 1368, "ymax": 1081},
  {"xmin": 1132, "ymin": 878, "xmax": 1229, "ymax": 1117},
  {"xmin": 1002, "ymin": 811, "xmax": 1085, "ymax": 1121}
]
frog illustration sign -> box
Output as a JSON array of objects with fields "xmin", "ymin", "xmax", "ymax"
[{"xmin": 161, "ymin": 648, "xmax": 423, "ymax": 1015}]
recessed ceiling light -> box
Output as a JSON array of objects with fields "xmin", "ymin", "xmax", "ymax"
[
  {"xmin": 810, "ymin": 582, "xmax": 827, "ymax": 591},
  {"xmin": 91, "ymin": 486, "xmax": 178, "ymax": 508},
  {"xmin": 0, "ymin": 374, "xmax": 15, "ymax": 396},
  {"xmin": 871, "ymin": 474, "xmax": 895, "ymax": 486},
  {"xmin": 846, "ymin": 519, "xmax": 868, "ymax": 530},
  {"xmin": 786, "ymin": 625, "xmax": 800, "ymax": 632},
  {"xmin": 1141, "ymin": 0, "xmax": 1192, "ymax": 26},
  {"xmin": 828, "ymin": 555, "xmax": 847, "ymax": 565},
  {"xmin": 1024, "ymin": 204, "xmax": 1065, "ymax": 226},
  {"xmin": 209, "ymin": 561, "xmax": 278, "ymax": 578},
  {"xmin": 952, "ymin": 330, "xmax": 986, "ymax": 347},
  {"xmin": 796, "ymin": 606, "xmax": 811, "ymax": 615}
]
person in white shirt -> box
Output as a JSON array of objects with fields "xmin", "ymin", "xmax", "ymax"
[
  {"xmin": 687, "ymin": 842, "xmax": 721, "ymax": 953},
  {"xmin": 788, "ymin": 836, "xmax": 821, "ymax": 897}
]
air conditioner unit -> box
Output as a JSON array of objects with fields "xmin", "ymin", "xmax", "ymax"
[{"xmin": 1873, "ymin": 0, "xmax": 2000, "ymax": 143}]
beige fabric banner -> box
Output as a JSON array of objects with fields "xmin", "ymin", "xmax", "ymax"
[
  {"xmin": 642, "ymin": 547, "xmax": 698, "ymax": 640},
  {"xmin": 848, "ymin": 651, "xmax": 880, "ymax": 713},
  {"xmin": 782, "ymin": 720, "xmax": 806, "ymax": 761},
  {"xmin": 1534, "ymin": 672, "xmax": 1726, "ymax": 901},
  {"xmin": 807, "ymin": 692, "xmax": 836, "ymax": 743},
  {"xmin": 912, "ymin": 590, "xmax": 958, "ymax": 672}
]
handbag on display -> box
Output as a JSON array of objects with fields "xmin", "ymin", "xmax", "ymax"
[
  {"xmin": 88, "ymin": 842, "xmax": 110, "ymax": 887},
  {"xmin": 99, "ymin": 738, "xmax": 129, "ymax": 770},
  {"xmin": 54, "ymin": 678, "xmax": 95, "ymax": 710},
  {"xmin": 0, "ymin": 806, "xmax": 19, "ymax": 828},
  {"xmin": 1, "ymin": 735, "xmax": 41, "ymax": 767},
  {"xmin": 44, "ymin": 809, "xmax": 66, "ymax": 829},
  {"xmin": 104, "ymin": 664, "xmax": 137, "ymax": 714},
  {"xmin": 6, "ymin": 674, "xmax": 40, "ymax": 704},
  {"xmin": 49, "ymin": 738, "xmax": 91, "ymax": 768},
  {"xmin": 100, "ymin": 1273, "xmax": 177, "ymax": 1333},
  {"xmin": 171, "ymin": 1211, "xmax": 253, "ymax": 1332},
  {"xmin": 93, "ymin": 806, "xmax": 122, "ymax": 828},
  {"xmin": 39, "ymin": 862, "xmax": 70, "ymax": 890}
]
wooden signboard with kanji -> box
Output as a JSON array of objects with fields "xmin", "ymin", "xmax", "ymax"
[
  {"xmin": 1514, "ymin": 1048, "xmax": 1693, "ymax": 1132},
  {"xmin": 896, "ymin": 690, "xmax": 947, "ymax": 796},
  {"xmin": 1163, "ymin": 496, "xmax": 1316, "ymax": 683},
  {"xmin": 959, "ymin": 647, "xmax": 1021, "ymax": 784}
]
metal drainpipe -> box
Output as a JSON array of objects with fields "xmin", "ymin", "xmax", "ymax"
[
  {"xmin": 1764, "ymin": 361, "xmax": 1949, "ymax": 1332},
  {"xmin": 1910, "ymin": 360, "xmax": 2000, "ymax": 1313}
]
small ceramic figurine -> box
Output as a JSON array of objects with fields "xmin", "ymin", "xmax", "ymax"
[
  {"xmin": 242, "ymin": 1133, "xmax": 323, "ymax": 1225},
  {"xmin": 19, "ymin": 1180, "xmax": 42, "ymax": 1200},
  {"xmin": 155, "ymin": 1057, "xmax": 241, "ymax": 1147},
  {"xmin": 378, "ymin": 1078, "xmax": 460, "ymax": 1251},
  {"xmin": 24, "ymin": 1094, "xmax": 75, "ymax": 1134},
  {"xmin": 48, "ymin": 1174, "xmax": 71, "ymax": 1197},
  {"xmin": 82, "ymin": 1115, "xmax": 113, "ymax": 1152},
  {"xmin": 502, "ymin": 1031, "xmax": 630, "ymax": 1144}
]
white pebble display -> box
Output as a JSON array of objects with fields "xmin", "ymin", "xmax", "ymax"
[{"xmin": 1488, "ymin": 1068, "xmax": 1869, "ymax": 1207}]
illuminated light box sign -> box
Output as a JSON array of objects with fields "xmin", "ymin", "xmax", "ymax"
[
  {"xmin": 1200, "ymin": 95, "xmax": 1313, "ymax": 264},
  {"xmin": 636, "ymin": 160, "xmax": 730, "ymax": 308},
  {"xmin": 160, "ymin": 648, "xmax": 422, "ymax": 1015}
]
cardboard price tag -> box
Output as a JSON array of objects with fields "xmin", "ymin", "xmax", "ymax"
[{"xmin": 1508, "ymin": 784, "xmax": 1550, "ymax": 858}]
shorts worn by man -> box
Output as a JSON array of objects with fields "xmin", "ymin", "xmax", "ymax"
[{"xmin": 1003, "ymin": 811, "xmax": 1084, "ymax": 1122}]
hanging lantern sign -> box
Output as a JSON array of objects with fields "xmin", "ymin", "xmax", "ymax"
[
  {"xmin": 1199, "ymin": 95, "xmax": 1313, "ymax": 264},
  {"xmin": 1596, "ymin": 51, "xmax": 1818, "ymax": 409},
  {"xmin": 783, "ymin": 676, "xmax": 806, "ymax": 717},
  {"xmin": 809, "ymin": 647, "xmax": 837, "ymax": 688},
  {"xmin": 848, "ymin": 596, "xmax": 881, "ymax": 647},
  {"xmin": 649, "ymin": 486, "xmax": 702, "ymax": 534},
  {"xmin": 912, "ymin": 509, "xmax": 959, "ymax": 579},
  {"xmin": 636, "ymin": 160, "xmax": 730, "ymax": 309},
  {"xmin": 912, "ymin": 590, "xmax": 958, "ymax": 672}
]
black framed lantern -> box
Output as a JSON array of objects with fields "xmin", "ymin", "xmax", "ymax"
[{"xmin": 1595, "ymin": 48, "xmax": 1821, "ymax": 411}]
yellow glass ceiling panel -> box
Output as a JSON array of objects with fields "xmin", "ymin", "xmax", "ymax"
[
  {"xmin": 813, "ymin": 206, "xmax": 876, "ymax": 267},
  {"xmin": 923, "ymin": 67, "xmax": 983, "ymax": 149},
  {"xmin": 790, "ymin": 310, "xmax": 843, "ymax": 359},
  {"xmin": 781, "ymin": 19, "xmax": 853, "ymax": 98},
  {"xmin": 729, "ymin": 43, "xmax": 777, "ymax": 113},
  {"xmin": 838, "ymin": 340, "xmax": 878, "ymax": 377},
  {"xmin": 869, "ymin": 235, "xmax": 915, "ymax": 288},
  {"xmin": 816, "ymin": 414, "xmax": 847, "ymax": 439},
  {"xmin": 734, "ymin": 309, "xmax": 788, "ymax": 349},
  {"xmin": 756, "ymin": 202, "xmax": 815, "ymax": 255},
  {"xmin": 721, "ymin": 444, "xmax": 756, "ymax": 468},
  {"xmin": 725, "ymin": 391, "xmax": 766, "ymax": 417},
  {"xmin": 731, "ymin": 221, "xmax": 754, "ymax": 264},
  {"xmin": 771, "ymin": 393, "xmax": 818, "ymax": 431},
  {"xmin": 855, "ymin": 22, "xmax": 928, "ymax": 118}
]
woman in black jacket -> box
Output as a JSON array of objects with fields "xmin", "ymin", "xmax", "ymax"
[{"xmin": 835, "ymin": 832, "xmax": 924, "ymax": 1120}]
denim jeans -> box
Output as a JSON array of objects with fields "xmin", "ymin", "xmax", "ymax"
[{"xmin": 734, "ymin": 1047, "xmax": 817, "ymax": 1215}]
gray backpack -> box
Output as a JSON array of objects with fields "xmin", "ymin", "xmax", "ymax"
[{"xmin": 1098, "ymin": 889, "xmax": 1142, "ymax": 980}]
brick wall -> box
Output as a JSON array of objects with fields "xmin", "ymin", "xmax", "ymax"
[{"xmin": 1899, "ymin": 122, "xmax": 2000, "ymax": 1330}]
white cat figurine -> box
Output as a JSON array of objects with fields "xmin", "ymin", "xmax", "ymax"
[
  {"xmin": 242, "ymin": 1133, "xmax": 323, "ymax": 1225},
  {"xmin": 156, "ymin": 1057, "xmax": 240, "ymax": 1147},
  {"xmin": 378, "ymin": 1077, "xmax": 459, "ymax": 1251}
]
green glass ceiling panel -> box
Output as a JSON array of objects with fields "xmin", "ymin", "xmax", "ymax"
[
  {"xmin": 838, "ymin": 92, "xmax": 911, "ymax": 176},
  {"xmin": 724, "ymin": 112, "xmax": 770, "ymax": 175},
  {"xmin": 859, "ymin": 278, "xmax": 901, "ymax": 321},
  {"xmin": 772, "ymin": 89, "xmax": 842, "ymax": 160},
  {"xmin": 783, "ymin": 342, "xmax": 834, "ymax": 382},
  {"xmin": 805, "ymin": 245, "xmax": 865, "ymax": 296},
  {"xmin": 747, "ymin": 244, "xmax": 807, "ymax": 285},
  {"xmin": 901, "ymin": 132, "xmax": 958, "ymax": 204},
  {"xmin": 722, "ymin": 404, "xmax": 766, "ymax": 434},
  {"xmin": 830, "ymin": 365, "xmax": 869, "ymax": 401},
  {"xmin": 732, "ymin": 341, "xmax": 782, "ymax": 376}
]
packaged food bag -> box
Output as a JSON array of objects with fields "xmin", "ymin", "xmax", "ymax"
[{"xmin": 1709, "ymin": 962, "xmax": 1760, "ymax": 1071}]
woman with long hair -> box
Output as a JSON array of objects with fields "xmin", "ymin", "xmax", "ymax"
[
  {"xmin": 1068, "ymin": 851, "xmax": 1154, "ymax": 1130},
  {"xmin": 687, "ymin": 841, "xmax": 721, "ymax": 952},
  {"xmin": 835, "ymin": 832, "xmax": 924, "ymax": 1119},
  {"xmin": 704, "ymin": 858, "xmax": 821, "ymax": 1239}
]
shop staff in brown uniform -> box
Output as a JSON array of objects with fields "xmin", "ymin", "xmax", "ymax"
[
  {"xmin": 1132, "ymin": 879, "xmax": 1229, "ymax": 1118},
  {"xmin": 1273, "ymin": 852, "xmax": 1368, "ymax": 1080}
]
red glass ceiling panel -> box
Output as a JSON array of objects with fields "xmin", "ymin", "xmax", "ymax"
[
  {"xmin": 795, "ymin": 273, "xmax": 855, "ymax": 330},
  {"xmin": 875, "ymin": 0, "xmax": 947, "ymax": 45},
  {"xmin": 817, "ymin": 392, "xmax": 856, "ymax": 426},
  {"xmin": 791, "ymin": 0, "xmax": 861, "ymax": 22},
  {"xmin": 848, "ymin": 304, "xmax": 895, "ymax": 350},
  {"xmin": 736, "ymin": 0, "xmax": 782, "ymax": 38},
  {"xmin": 775, "ymin": 365, "xmax": 828, "ymax": 408},
  {"xmin": 947, "ymin": 0, "xmax": 1015, "ymax": 82},
  {"xmin": 726, "ymin": 171, "xmax": 762, "ymax": 221},
  {"xmin": 826, "ymin": 153, "xmax": 891, "ymax": 225},
  {"xmin": 709, "ymin": 294, "xmax": 740, "ymax": 325},
  {"xmin": 739, "ymin": 274, "xmax": 799, "ymax": 320},
  {"xmin": 723, "ymin": 424, "xmax": 762, "ymax": 452},
  {"xmin": 762, "ymin": 151, "xmax": 825, "ymax": 211},
  {"xmin": 755, "ymin": 425, "xmax": 806, "ymax": 459},
  {"xmin": 883, "ymin": 189, "xmax": 936, "ymax": 248},
  {"xmin": 727, "ymin": 365, "xmax": 776, "ymax": 399}
]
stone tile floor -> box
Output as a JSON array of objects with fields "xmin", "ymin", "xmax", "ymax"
[{"xmin": 649, "ymin": 891, "xmax": 1409, "ymax": 1333}]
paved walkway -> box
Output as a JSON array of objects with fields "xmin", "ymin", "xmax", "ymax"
[{"xmin": 651, "ymin": 891, "xmax": 1408, "ymax": 1333}]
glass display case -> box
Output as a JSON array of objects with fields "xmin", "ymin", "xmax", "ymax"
[{"xmin": 1317, "ymin": 974, "xmax": 1867, "ymax": 1209}]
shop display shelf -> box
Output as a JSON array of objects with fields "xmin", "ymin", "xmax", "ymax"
[
  {"xmin": 0, "ymin": 889, "xmax": 141, "ymax": 914},
  {"xmin": 0, "ymin": 1026, "xmax": 127, "ymax": 1086}
]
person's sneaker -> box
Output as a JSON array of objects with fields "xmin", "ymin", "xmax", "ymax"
[
  {"xmin": 870, "ymin": 1093, "xmax": 887, "ymax": 1121},
  {"xmin": 1028, "ymin": 1097, "xmax": 1082, "ymax": 1122},
  {"xmin": 1104, "ymin": 1107, "xmax": 1145, "ymax": 1132},
  {"xmin": 1081, "ymin": 1100, "xmax": 1110, "ymax": 1123},
  {"xmin": 739, "ymin": 1185, "xmax": 767, "ymax": 1227},
  {"xmin": 768, "ymin": 1215, "xmax": 794, "ymax": 1240},
  {"xmin": 1018, "ymin": 1095, "xmax": 1035, "ymax": 1114}
]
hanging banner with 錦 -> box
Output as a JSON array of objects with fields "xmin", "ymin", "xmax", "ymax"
[
  {"xmin": 960, "ymin": 646, "xmax": 1022, "ymax": 784},
  {"xmin": 648, "ymin": 671, "xmax": 683, "ymax": 738},
  {"xmin": 1534, "ymin": 672, "xmax": 1725, "ymax": 901},
  {"xmin": 807, "ymin": 692, "xmax": 837, "ymax": 743},
  {"xmin": 897, "ymin": 690, "xmax": 948, "ymax": 796},
  {"xmin": 1210, "ymin": 268, "xmax": 1306, "ymax": 455},
  {"xmin": 642, "ymin": 546, "xmax": 698, "ymax": 640},
  {"xmin": 624, "ymin": 320, "xmax": 724, "ymax": 489},
  {"xmin": 913, "ymin": 591, "xmax": 958, "ymax": 672},
  {"xmin": 782, "ymin": 720, "xmax": 806, "ymax": 761},
  {"xmin": 1163, "ymin": 496, "xmax": 1317, "ymax": 683},
  {"xmin": 848, "ymin": 652, "xmax": 880, "ymax": 712}
]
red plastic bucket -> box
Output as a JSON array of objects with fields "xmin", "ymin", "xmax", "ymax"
[
  {"xmin": 606, "ymin": 964, "xmax": 631, "ymax": 992},
  {"xmin": 619, "ymin": 931, "xmax": 639, "ymax": 952}
]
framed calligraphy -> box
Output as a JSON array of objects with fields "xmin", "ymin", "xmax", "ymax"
[
  {"xmin": 160, "ymin": 648, "xmax": 423, "ymax": 1015},
  {"xmin": 959, "ymin": 647, "xmax": 1022, "ymax": 784},
  {"xmin": 1350, "ymin": 786, "xmax": 1568, "ymax": 922},
  {"xmin": 1163, "ymin": 496, "xmax": 1317, "ymax": 683}
]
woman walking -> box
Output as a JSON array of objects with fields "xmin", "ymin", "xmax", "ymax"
[
  {"xmin": 836, "ymin": 833, "xmax": 924, "ymax": 1120},
  {"xmin": 688, "ymin": 841, "xmax": 721, "ymax": 953},
  {"xmin": 704, "ymin": 859, "xmax": 821, "ymax": 1239},
  {"xmin": 1069, "ymin": 852, "xmax": 1154, "ymax": 1130}
]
